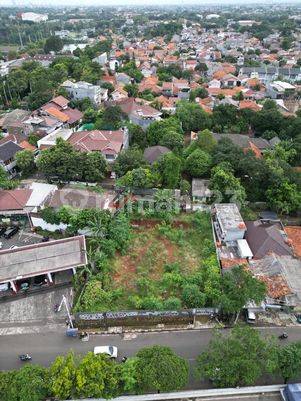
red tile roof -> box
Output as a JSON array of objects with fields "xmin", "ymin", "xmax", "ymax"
[
  {"xmin": 68, "ymin": 130, "xmax": 124, "ymax": 155},
  {"xmin": 43, "ymin": 107, "xmax": 70, "ymax": 123},
  {"xmin": 0, "ymin": 189, "xmax": 32, "ymax": 211},
  {"xmin": 285, "ymin": 226, "xmax": 301, "ymax": 259},
  {"xmin": 51, "ymin": 96, "xmax": 69, "ymax": 108}
]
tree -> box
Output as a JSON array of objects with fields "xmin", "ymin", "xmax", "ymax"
[
  {"xmin": 197, "ymin": 129, "xmax": 217, "ymax": 153},
  {"xmin": 189, "ymin": 87, "xmax": 208, "ymax": 101},
  {"xmin": 44, "ymin": 35, "xmax": 63, "ymax": 54},
  {"xmin": 37, "ymin": 138, "xmax": 79, "ymax": 182},
  {"xmin": 251, "ymin": 107, "xmax": 284, "ymax": 135},
  {"xmin": 277, "ymin": 342, "xmax": 301, "ymax": 383},
  {"xmin": 159, "ymin": 131, "xmax": 184, "ymax": 153},
  {"xmin": 157, "ymin": 152, "xmax": 182, "ymax": 189},
  {"xmin": 212, "ymin": 138, "xmax": 244, "ymax": 170},
  {"xmin": 219, "ymin": 266, "xmax": 266, "ymax": 319},
  {"xmin": 50, "ymin": 352, "xmax": 77, "ymax": 400},
  {"xmin": 197, "ymin": 325, "xmax": 277, "ymax": 388},
  {"xmin": 0, "ymin": 365, "xmax": 49, "ymax": 401},
  {"xmin": 128, "ymin": 123, "xmax": 147, "ymax": 149},
  {"xmin": 118, "ymin": 167, "xmax": 159, "ymax": 189},
  {"xmin": 182, "ymin": 284, "xmax": 206, "ymax": 308},
  {"xmin": 212, "ymin": 104, "xmax": 238, "ymax": 131},
  {"xmin": 114, "ymin": 147, "xmax": 147, "ymax": 177},
  {"xmin": 81, "ymin": 152, "xmax": 107, "ymax": 182},
  {"xmin": 120, "ymin": 357, "xmax": 139, "ymax": 393},
  {"xmin": 185, "ymin": 149, "xmax": 212, "ymax": 177},
  {"xmin": 75, "ymin": 352, "xmax": 120, "ymax": 398},
  {"xmin": 0, "ymin": 165, "xmax": 17, "ymax": 189},
  {"xmin": 146, "ymin": 118, "xmax": 182, "ymax": 146},
  {"xmin": 15, "ymin": 150, "xmax": 35, "ymax": 175},
  {"xmin": 124, "ymin": 83, "xmax": 139, "ymax": 97},
  {"xmin": 176, "ymin": 101, "xmax": 211, "ymax": 132},
  {"xmin": 266, "ymin": 180, "xmax": 301, "ymax": 215},
  {"xmin": 136, "ymin": 345, "xmax": 189, "ymax": 392},
  {"xmin": 210, "ymin": 164, "xmax": 246, "ymax": 206}
]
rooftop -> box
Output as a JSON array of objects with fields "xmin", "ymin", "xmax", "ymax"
[
  {"xmin": 0, "ymin": 236, "xmax": 87, "ymax": 283},
  {"xmin": 214, "ymin": 203, "xmax": 246, "ymax": 232}
]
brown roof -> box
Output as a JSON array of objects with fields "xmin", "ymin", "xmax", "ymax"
[
  {"xmin": 68, "ymin": 130, "xmax": 124, "ymax": 154},
  {"xmin": 285, "ymin": 226, "xmax": 301, "ymax": 259},
  {"xmin": 47, "ymin": 189, "xmax": 112, "ymax": 209},
  {"xmin": 245, "ymin": 221, "xmax": 293, "ymax": 259},
  {"xmin": 51, "ymin": 96, "xmax": 69, "ymax": 108},
  {"xmin": 143, "ymin": 145, "xmax": 170, "ymax": 164},
  {"xmin": 44, "ymin": 107, "xmax": 70, "ymax": 123},
  {"xmin": 221, "ymin": 258, "xmax": 248, "ymax": 269},
  {"xmin": 0, "ymin": 189, "xmax": 33, "ymax": 211},
  {"xmin": 117, "ymin": 98, "xmax": 161, "ymax": 118},
  {"xmin": 258, "ymin": 274, "xmax": 292, "ymax": 299},
  {"xmin": 62, "ymin": 108, "xmax": 83, "ymax": 124},
  {"xmin": 19, "ymin": 140, "xmax": 36, "ymax": 151}
]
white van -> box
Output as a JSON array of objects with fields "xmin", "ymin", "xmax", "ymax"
[{"xmin": 94, "ymin": 346, "xmax": 118, "ymax": 358}]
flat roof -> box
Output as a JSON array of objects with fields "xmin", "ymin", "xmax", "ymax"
[
  {"xmin": 214, "ymin": 203, "xmax": 245, "ymax": 231},
  {"xmin": 0, "ymin": 236, "xmax": 87, "ymax": 283}
]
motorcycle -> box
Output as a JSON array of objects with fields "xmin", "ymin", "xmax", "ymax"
[{"xmin": 19, "ymin": 354, "xmax": 32, "ymax": 361}]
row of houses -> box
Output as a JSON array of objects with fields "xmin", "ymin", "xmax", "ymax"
[{"xmin": 212, "ymin": 203, "xmax": 301, "ymax": 310}]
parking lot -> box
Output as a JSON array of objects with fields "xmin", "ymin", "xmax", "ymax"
[{"xmin": 0, "ymin": 224, "xmax": 44, "ymax": 250}]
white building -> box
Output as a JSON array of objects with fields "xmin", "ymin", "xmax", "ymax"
[
  {"xmin": 206, "ymin": 14, "xmax": 220, "ymax": 20},
  {"xmin": 213, "ymin": 203, "xmax": 246, "ymax": 243},
  {"xmin": 61, "ymin": 80, "xmax": 108, "ymax": 105},
  {"xmin": 93, "ymin": 52, "xmax": 108, "ymax": 66},
  {"xmin": 54, "ymin": 30, "xmax": 70, "ymax": 39},
  {"xmin": 37, "ymin": 128, "xmax": 73, "ymax": 150},
  {"xmin": 21, "ymin": 12, "xmax": 48, "ymax": 23}
]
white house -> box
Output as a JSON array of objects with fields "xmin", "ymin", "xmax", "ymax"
[
  {"xmin": 21, "ymin": 12, "xmax": 48, "ymax": 22},
  {"xmin": 93, "ymin": 52, "xmax": 108, "ymax": 66},
  {"xmin": 61, "ymin": 80, "xmax": 108, "ymax": 105}
]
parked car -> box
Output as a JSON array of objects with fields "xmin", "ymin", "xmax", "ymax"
[
  {"xmin": 94, "ymin": 346, "xmax": 118, "ymax": 358},
  {"xmin": 245, "ymin": 308, "xmax": 256, "ymax": 324},
  {"xmin": 0, "ymin": 283, "xmax": 9, "ymax": 292},
  {"xmin": 0, "ymin": 227, "xmax": 7, "ymax": 236},
  {"xmin": 3, "ymin": 227, "xmax": 19, "ymax": 239},
  {"xmin": 9, "ymin": 245, "xmax": 18, "ymax": 250}
]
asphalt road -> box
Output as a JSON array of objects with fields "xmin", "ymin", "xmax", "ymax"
[{"xmin": 1, "ymin": 326, "xmax": 301, "ymax": 389}]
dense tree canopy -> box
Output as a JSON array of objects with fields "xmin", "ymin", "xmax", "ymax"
[
  {"xmin": 197, "ymin": 325, "xmax": 277, "ymax": 388},
  {"xmin": 135, "ymin": 345, "xmax": 189, "ymax": 392}
]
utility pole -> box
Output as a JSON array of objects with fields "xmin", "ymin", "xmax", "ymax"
[{"xmin": 58, "ymin": 295, "xmax": 74, "ymax": 328}]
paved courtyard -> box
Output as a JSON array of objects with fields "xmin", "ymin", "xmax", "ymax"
[{"xmin": 0, "ymin": 286, "xmax": 73, "ymax": 335}]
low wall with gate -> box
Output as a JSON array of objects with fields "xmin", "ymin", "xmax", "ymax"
[{"xmin": 74, "ymin": 308, "xmax": 219, "ymax": 331}]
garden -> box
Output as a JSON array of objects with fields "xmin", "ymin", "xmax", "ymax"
[{"xmin": 75, "ymin": 211, "xmax": 221, "ymax": 312}]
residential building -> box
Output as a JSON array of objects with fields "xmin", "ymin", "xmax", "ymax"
[
  {"xmin": 67, "ymin": 128, "xmax": 129, "ymax": 162},
  {"xmin": 0, "ymin": 141, "xmax": 23, "ymax": 177},
  {"xmin": 61, "ymin": 80, "xmax": 108, "ymax": 105},
  {"xmin": 0, "ymin": 236, "xmax": 87, "ymax": 293},
  {"xmin": 143, "ymin": 145, "xmax": 170, "ymax": 164},
  {"xmin": 116, "ymin": 98, "xmax": 162, "ymax": 129},
  {"xmin": 245, "ymin": 220, "xmax": 293, "ymax": 259},
  {"xmin": 267, "ymin": 81, "xmax": 296, "ymax": 99},
  {"xmin": 20, "ymin": 12, "xmax": 48, "ymax": 22},
  {"xmin": 213, "ymin": 203, "xmax": 246, "ymax": 243},
  {"xmin": 93, "ymin": 52, "xmax": 108, "ymax": 66}
]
